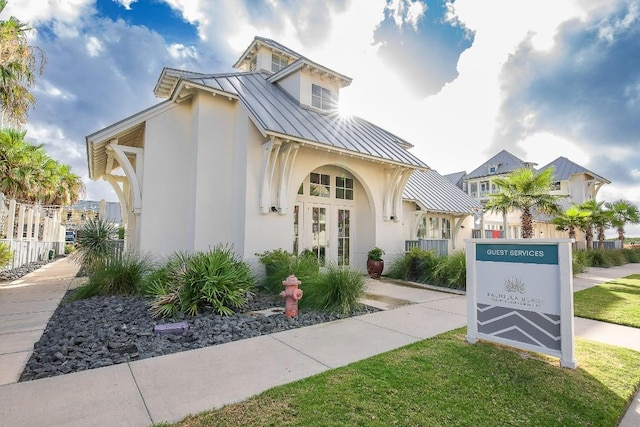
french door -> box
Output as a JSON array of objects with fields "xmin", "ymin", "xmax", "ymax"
[{"xmin": 300, "ymin": 203, "xmax": 351, "ymax": 267}]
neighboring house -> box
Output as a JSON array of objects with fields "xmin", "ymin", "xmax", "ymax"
[
  {"xmin": 86, "ymin": 36, "xmax": 429, "ymax": 271},
  {"xmin": 402, "ymin": 169, "xmax": 482, "ymax": 254},
  {"xmin": 537, "ymin": 156, "xmax": 610, "ymax": 209},
  {"xmin": 442, "ymin": 171, "xmax": 466, "ymax": 191},
  {"xmin": 457, "ymin": 149, "xmax": 610, "ymax": 241},
  {"xmin": 61, "ymin": 200, "xmax": 123, "ymax": 231}
]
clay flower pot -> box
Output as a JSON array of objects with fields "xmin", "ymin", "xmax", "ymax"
[{"xmin": 366, "ymin": 258, "xmax": 384, "ymax": 279}]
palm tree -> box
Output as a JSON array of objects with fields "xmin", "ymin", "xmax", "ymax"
[
  {"xmin": 553, "ymin": 205, "xmax": 591, "ymax": 243},
  {"xmin": 606, "ymin": 200, "xmax": 640, "ymax": 246},
  {"xmin": 0, "ymin": 0, "xmax": 45, "ymax": 126},
  {"xmin": 578, "ymin": 200, "xmax": 607, "ymax": 250},
  {"xmin": 0, "ymin": 128, "xmax": 84, "ymax": 204},
  {"xmin": 485, "ymin": 167, "xmax": 564, "ymax": 238}
]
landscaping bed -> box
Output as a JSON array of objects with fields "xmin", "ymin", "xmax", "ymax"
[{"xmin": 19, "ymin": 288, "xmax": 379, "ymax": 381}]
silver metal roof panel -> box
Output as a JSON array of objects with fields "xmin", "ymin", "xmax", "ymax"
[
  {"xmin": 467, "ymin": 149, "xmax": 533, "ymax": 179},
  {"xmin": 187, "ymin": 72, "xmax": 427, "ymax": 168},
  {"xmin": 404, "ymin": 169, "xmax": 482, "ymax": 215},
  {"xmin": 538, "ymin": 156, "xmax": 610, "ymax": 184}
]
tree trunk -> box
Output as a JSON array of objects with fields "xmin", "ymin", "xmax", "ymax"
[
  {"xmin": 521, "ymin": 208, "xmax": 533, "ymax": 238},
  {"xmin": 598, "ymin": 226, "xmax": 605, "ymax": 249},
  {"xmin": 618, "ymin": 226, "xmax": 625, "ymax": 246},
  {"xmin": 585, "ymin": 226, "xmax": 593, "ymax": 250}
]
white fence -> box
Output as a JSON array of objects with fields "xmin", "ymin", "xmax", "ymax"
[{"xmin": 0, "ymin": 193, "xmax": 65, "ymax": 271}]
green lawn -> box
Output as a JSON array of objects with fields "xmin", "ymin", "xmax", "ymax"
[
  {"xmin": 172, "ymin": 329, "xmax": 640, "ymax": 427},
  {"xmin": 574, "ymin": 274, "xmax": 640, "ymax": 328}
]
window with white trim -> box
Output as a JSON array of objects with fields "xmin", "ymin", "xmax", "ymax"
[
  {"xmin": 311, "ymin": 84, "xmax": 333, "ymax": 110},
  {"xmin": 550, "ymin": 181, "xmax": 561, "ymax": 191},
  {"xmin": 271, "ymin": 53, "xmax": 288, "ymax": 72},
  {"xmin": 249, "ymin": 56, "xmax": 257, "ymax": 71},
  {"xmin": 309, "ymin": 172, "xmax": 330, "ymax": 197},
  {"xmin": 335, "ymin": 176, "xmax": 354, "ymax": 200}
]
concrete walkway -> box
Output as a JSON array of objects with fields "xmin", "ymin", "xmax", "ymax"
[{"xmin": 0, "ymin": 259, "xmax": 638, "ymax": 426}]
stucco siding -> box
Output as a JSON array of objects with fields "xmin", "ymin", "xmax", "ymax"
[
  {"xmin": 191, "ymin": 93, "xmax": 244, "ymax": 252},
  {"xmin": 139, "ymin": 102, "xmax": 194, "ymax": 258}
]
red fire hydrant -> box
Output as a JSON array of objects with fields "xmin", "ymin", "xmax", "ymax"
[{"xmin": 280, "ymin": 274, "xmax": 303, "ymax": 318}]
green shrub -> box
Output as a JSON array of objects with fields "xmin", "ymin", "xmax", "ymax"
[
  {"xmin": 432, "ymin": 250, "xmax": 467, "ymax": 290},
  {"xmin": 64, "ymin": 243, "xmax": 76, "ymax": 254},
  {"xmin": 71, "ymin": 252, "xmax": 154, "ymax": 301},
  {"xmin": 367, "ymin": 247, "xmax": 384, "ymax": 261},
  {"xmin": 0, "ymin": 242, "xmax": 12, "ymax": 268},
  {"xmin": 300, "ymin": 265, "xmax": 365, "ymax": 315},
  {"xmin": 586, "ymin": 250, "xmax": 611, "ymax": 268},
  {"xmin": 147, "ymin": 245, "xmax": 255, "ymax": 318},
  {"xmin": 621, "ymin": 248, "xmax": 640, "ymax": 263},
  {"xmin": 258, "ymin": 249, "xmax": 319, "ymax": 294},
  {"xmin": 385, "ymin": 247, "xmax": 441, "ymax": 283},
  {"xmin": 572, "ymin": 250, "xmax": 588, "ymax": 274},
  {"xmin": 71, "ymin": 217, "xmax": 119, "ymax": 274}
]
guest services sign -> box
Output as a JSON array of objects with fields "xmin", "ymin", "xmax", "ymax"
[{"xmin": 465, "ymin": 239, "xmax": 576, "ymax": 368}]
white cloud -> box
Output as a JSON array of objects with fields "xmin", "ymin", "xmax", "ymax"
[
  {"xmin": 2, "ymin": 0, "xmax": 94, "ymax": 26},
  {"xmin": 385, "ymin": 0, "xmax": 426, "ymax": 30},
  {"xmin": 167, "ymin": 43, "xmax": 199, "ymax": 60},
  {"xmin": 86, "ymin": 36, "xmax": 103, "ymax": 57},
  {"xmin": 115, "ymin": 0, "xmax": 138, "ymax": 10}
]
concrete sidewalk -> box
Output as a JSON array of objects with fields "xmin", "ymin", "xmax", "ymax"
[
  {"xmin": 0, "ymin": 260, "xmax": 639, "ymax": 426},
  {"xmin": 0, "ymin": 257, "xmax": 79, "ymax": 386}
]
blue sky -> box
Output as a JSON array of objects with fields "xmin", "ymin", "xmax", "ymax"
[{"xmin": 3, "ymin": 0, "xmax": 640, "ymax": 235}]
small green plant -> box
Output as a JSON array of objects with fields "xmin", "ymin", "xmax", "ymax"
[
  {"xmin": 64, "ymin": 243, "xmax": 76, "ymax": 254},
  {"xmin": 621, "ymin": 248, "xmax": 640, "ymax": 263},
  {"xmin": 572, "ymin": 250, "xmax": 588, "ymax": 274},
  {"xmin": 71, "ymin": 217, "xmax": 119, "ymax": 274},
  {"xmin": 117, "ymin": 227, "xmax": 125, "ymax": 239},
  {"xmin": 258, "ymin": 249, "xmax": 319, "ymax": 294},
  {"xmin": 147, "ymin": 245, "xmax": 256, "ymax": 318},
  {"xmin": 0, "ymin": 242, "xmax": 12, "ymax": 268},
  {"xmin": 386, "ymin": 247, "xmax": 442, "ymax": 283},
  {"xmin": 300, "ymin": 265, "xmax": 366, "ymax": 315},
  {"xmin": 70, "ymin": 252, "xmax": 154, "ymax": 301},
  {"xmin": 432, "ymin": 250, "xmax": 467, "ymax": 290},
  {"xmin": 367, "ymin": 247, "xmax": 384, "ymax": 261}
]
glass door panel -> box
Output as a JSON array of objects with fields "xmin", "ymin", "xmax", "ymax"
[
  {"xmin": 312, "ymin": 206, "xmax": 327, "ymax": 266},
  {"xmin": 337, "ymin": 208, "xmax": 350, "ymax": 266}
]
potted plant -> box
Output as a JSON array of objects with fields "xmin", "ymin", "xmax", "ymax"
[{"xmin": 367, "ymin": 247, "xmax": 384, "ymax": 279}]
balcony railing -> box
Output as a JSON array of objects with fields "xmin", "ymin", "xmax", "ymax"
[
  {"xmin": 472, "ymin": 229, "xmax": 504, "ymax": 239},
  {"xmin": 405, "ymin": 239, "xmax": 449, "ymax": 256}
]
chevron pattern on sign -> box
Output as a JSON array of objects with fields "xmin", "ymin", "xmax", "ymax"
[{"xmin": 477, "ymin": 304, "xmax": 561, "ymax": 350}]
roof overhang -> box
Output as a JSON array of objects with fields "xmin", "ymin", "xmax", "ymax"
[
  {"xmin": 405, "ymin": 198, "xmax": 476, "ymax": 216},
  {"xmin": 264, "ymin": 129, "xmax": 428, "ymax": 171},
  {"xmin": 86, "ymin": 100, "xmax": 174, "ymax": 180},
  {"xmin": 267, "ymin": 58, "xmax": 352, "ymax": 88},
  {"xmin": 233, "ymin": 37, "xmax": 299, "ymax": 70}
]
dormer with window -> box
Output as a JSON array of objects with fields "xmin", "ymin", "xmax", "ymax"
[{"xmin": 233, "ymin": 36, "xmax": 352, "ymax": 112}]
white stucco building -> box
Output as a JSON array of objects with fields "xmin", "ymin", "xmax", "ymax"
[{"xmin": 87, "ymin": 36, "xmax": 478, "ymax": 270}]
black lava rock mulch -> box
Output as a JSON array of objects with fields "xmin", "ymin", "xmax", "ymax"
[
  {"xmin": 0, "ymin": 259, "xmax": 57, "ymax": 282},
  {"xmin": 19, "ymin": 289, "xmax": 379, "ymax": 382}
]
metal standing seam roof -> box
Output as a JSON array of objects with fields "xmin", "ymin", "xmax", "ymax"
[
  {"xmin": 466, "ymin": 149, "xmax": 533, "ymax": 179},
  {"xmin": 404, "ymin": 169, "xmax": 483, "ymax": 215},
  {"xmin": 538, "ymin": 156, "xmax": 610, "ymax": 184},
  {"xmin": 183, "ymin": 71, "xmax": 428, "ymax": 168},
  {"xmin": 442, "ymin": 171, "xmax": 466, "ymax": 188}
]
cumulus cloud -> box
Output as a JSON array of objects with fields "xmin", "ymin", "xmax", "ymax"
[
  {"xmin": 114, "ymin": 0, "xmax": 138, "ymax": 10},
  {"xmin": 494, "ymin": 1, "xmax": 640, "ymax": 184}
]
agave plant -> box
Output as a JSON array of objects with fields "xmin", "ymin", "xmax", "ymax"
[{"xmin": 71, "ymin": 217, "xmax": 119, "ymax": 274}]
